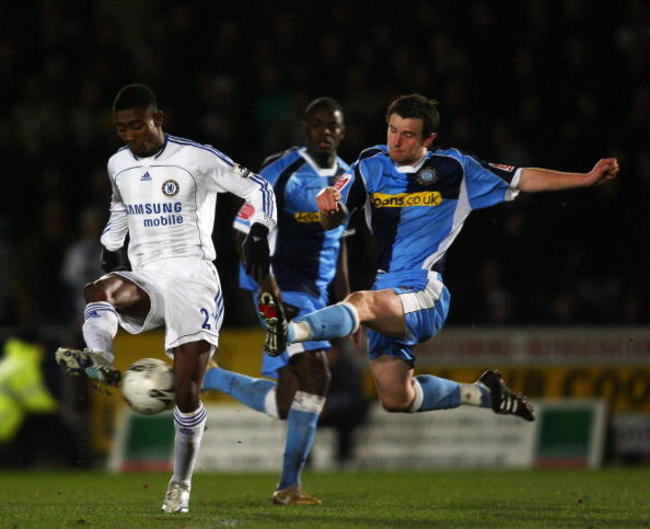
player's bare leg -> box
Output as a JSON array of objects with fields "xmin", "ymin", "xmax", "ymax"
[
  {"xmin": 282, "ymin": 288, "xmax": 535, "ymax": 420},
  {"xmin": 369, "ymin": 348, "xmax": 534, "ymax": 419},
  {"xmin": 271, "ymin": 365, "xmax": 297, "ymax": 419},
  {"xmin": 269, "ymin": 289, "xmax": 404, "ymax": 357},
  {"xmin": 346, "ymin": 289, "xmax": 406, "ymax": 337},
  {"xmin": 370, "ymin": 353, "xmax": 534, "ymax": 420},
  {"xmin": 369, "ymin": 355, "xmax": 416, "ymax": 412},
  {"xmin": 56, "ymin": 275, "xmax": 149, "ymax": 387},
  {"xmin": 162, "ymin": 340, "xmax": 212, "ymax": 514}
]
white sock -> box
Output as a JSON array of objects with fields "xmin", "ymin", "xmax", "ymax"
[
  {"xmin": 82, "ymin": 302, "xmax": 118, "ymax": 362},
  {"xmin": 459, "ymin": 383, "xmax": 483, "ymax": 406},
  {"xmin": 292, "ymin": 390, "xmax": 326, "ymax": 413},
  {"xmin": 264, "ymin": 387, "xmax": 279, "ymax": 419},
  {"xmin": 172, "ymin": 403, "xmax": 207, "ymax": 484},
  {"xmin": 289, "ymin": 321, "xmax": 313, "ymax": 342},
  {"xmin": 408, "ymin": 378, "xmax": 424, "ymax": 412}
]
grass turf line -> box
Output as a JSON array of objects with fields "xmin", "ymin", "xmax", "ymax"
[{"xmin": 0, "ymin": 468, "xmax": 649, "ymax": 529}]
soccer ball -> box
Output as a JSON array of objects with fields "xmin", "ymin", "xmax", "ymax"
[{"xmin": 121, "ymin": 358, "xmax": 175, "ymax": 415}]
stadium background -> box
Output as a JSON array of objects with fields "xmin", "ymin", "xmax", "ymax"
[{"xmin": 0, "ymin": 0, "xmax": 648, "ymax": 469}]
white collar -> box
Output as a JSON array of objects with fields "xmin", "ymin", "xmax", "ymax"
[
  {"xmin": 298, "ymin": 147, "xmax": 338, "ymax": 177},
  {"xmin": 394, "ymin": 152, "xmax": 428, "ymax": 173}
]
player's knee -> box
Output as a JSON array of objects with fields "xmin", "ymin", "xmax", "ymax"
[
  {"xmin": 379, "ymin": 395, "xmax": 411, "ymax": 413},
  {"xmin": 345, "ymin": 291, "xmax": 369, "ymax": 313},
  {"xmin": 345, "ymin": 290, "xmax": 380, "ymax": 324},
  {"xmin": 293, "ymin": 353, "xmax": 331, "ymax": 395},
  {"xmin": 306, "ymin": 354, "xmax": 331, "ymax": 383},
  {"xmin": 304, "ymin": 365, "xmax": 331, "ymax": 395},
  {"xmin": 83, "ymin": 281, "xmax": 110, "ymax": 303}
]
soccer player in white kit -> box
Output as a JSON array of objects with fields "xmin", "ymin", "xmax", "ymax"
[{"xmin": 55, "ymin": 84, "xmax": 276, "ymax": 514}]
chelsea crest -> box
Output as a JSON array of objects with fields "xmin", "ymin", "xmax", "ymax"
[{"xmin": 162, "ymin": 179, "xmax": 180, "ymax": 197}]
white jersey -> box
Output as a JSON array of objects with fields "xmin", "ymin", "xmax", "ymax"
[{"xmin": 100, "ymin": 134, "xmax": 276, "ymax": 269}]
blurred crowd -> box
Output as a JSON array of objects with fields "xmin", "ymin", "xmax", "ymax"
[{"xmin": 0, "ymin": 0, "xmax": 648, "ymax": 330}]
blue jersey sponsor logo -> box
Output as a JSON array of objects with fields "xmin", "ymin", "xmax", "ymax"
[
  {"xmin": 293, "ymin": 211, "xmax": 321, "ymax": 223},
  {"xmin": 371, "ymin": 191, "xmax": 442, "ymax": 208}
]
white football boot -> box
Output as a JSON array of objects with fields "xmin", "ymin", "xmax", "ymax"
[
  {"xmin": 161, "ymin": 479, "xmax": 190, "ymax": 514},
  {"xmin": 55, "ymin": 347, "xmax": 121, "ymax": 387}
]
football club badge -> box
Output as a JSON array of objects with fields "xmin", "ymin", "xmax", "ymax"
[
  {"xmin": 416, "ymin": 167, "xmax": 437, "ymax": 186},
  {"xmin": 334, "ymin": 175, "xmax": 350, "ymax": 190},
  {"xmin": 237, "ymin": 203, "xmax": 256, "ymax": 220},
  {"xmin": 162, "ymin": 179, "xmax": 179, "ymax": 197},
  {"xmin": 488, "ymin": 162, "xmax": 515, "ymax": 172}
]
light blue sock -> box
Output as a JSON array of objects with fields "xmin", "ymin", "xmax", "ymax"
[
  {"xmin": 413, "ymin": 375, "xmax": 462, "ymax": 411},
  {"xmin": 288, "ymin": 303, "xmax": 357, "ymax": 343},
  {"xmin": 202, "ymin": 367, "xmax": 275, "ymax": 414},
  {"xmin": 277, "ymin": 391, "xmax": 324, "ymax": 490}
]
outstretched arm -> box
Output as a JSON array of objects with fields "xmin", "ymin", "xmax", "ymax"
[{"xmin": 517, "ymin": 158, "xmax": 619, "ymax": 192}]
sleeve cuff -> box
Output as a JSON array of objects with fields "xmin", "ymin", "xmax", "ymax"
[
  {"xmin": 233, "ymin": 217, "xmax": 251, "ymax": 234},
  {"xmin": 249, "ymin": 216, "xmax": 276, "ymax": 232},
  {"xmin": 505, "ymin": 168, "xmax": 522, "ymax": 201}
]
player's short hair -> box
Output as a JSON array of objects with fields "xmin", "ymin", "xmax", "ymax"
[
  {"xmin": 304, "ymin": 97, "xmax": 344, "ymax": 120},
  {"xmin": 113, "ymin": 84, "xmax": 158, "ymax": 113},
  {"xmin": 386, "ymin": 94, "xmax": 440, "ymax": 137}
]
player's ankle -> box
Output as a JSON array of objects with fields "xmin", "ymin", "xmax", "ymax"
[{"xmin": 459, "ymin": 382, "xmax": 486, "ymax": 406}]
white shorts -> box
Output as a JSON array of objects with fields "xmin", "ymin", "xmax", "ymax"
[{"xmin": 111, "ymin": 257, "xmax": 223, "ymax": 356}]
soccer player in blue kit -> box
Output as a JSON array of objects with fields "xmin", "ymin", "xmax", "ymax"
[
  {"xmin": 264, "ymin": 93, "xmax": 619, "ymax": 423},
  {"xmin": 202, "ymin": 98, "xmax": 351, "ymax": 505}
]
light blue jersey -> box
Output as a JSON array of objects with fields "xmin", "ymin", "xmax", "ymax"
[
  {"xmin": 234, "ymin": 147, "xmax": 351, "ymax": 376},
  {"xmin": 235, "ymin": 147, "xmax": 351, "ymax": 297},
  {"xmin": 337, "ymin": 145, "xmax": 521, "ymax": 361},
  {"xmin": 338, "ymin": 145, "xmax": 521, "ymax": 291}
]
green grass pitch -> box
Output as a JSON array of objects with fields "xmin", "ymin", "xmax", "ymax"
[{"xmin": 1, "ymin": 469, "xmax": 648, "ymax": 529}]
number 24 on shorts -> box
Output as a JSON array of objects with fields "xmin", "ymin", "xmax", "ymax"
[{"xmin": 200, "ymin": 307, "xmax": 217, "ymax": 330}]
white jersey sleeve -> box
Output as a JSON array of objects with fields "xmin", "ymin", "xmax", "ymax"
[
  {"xmin": 100, "ymin": 157, "xmax": 129, "ymax": 251},
  {"xmin": 204, "ymin": 157, "xmax": 276, "ymax": 231}
]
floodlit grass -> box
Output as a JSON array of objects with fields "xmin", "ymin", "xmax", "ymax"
[{"xmin": 1, "ymin": 468, "xmax": 649, "ymax": 529}]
